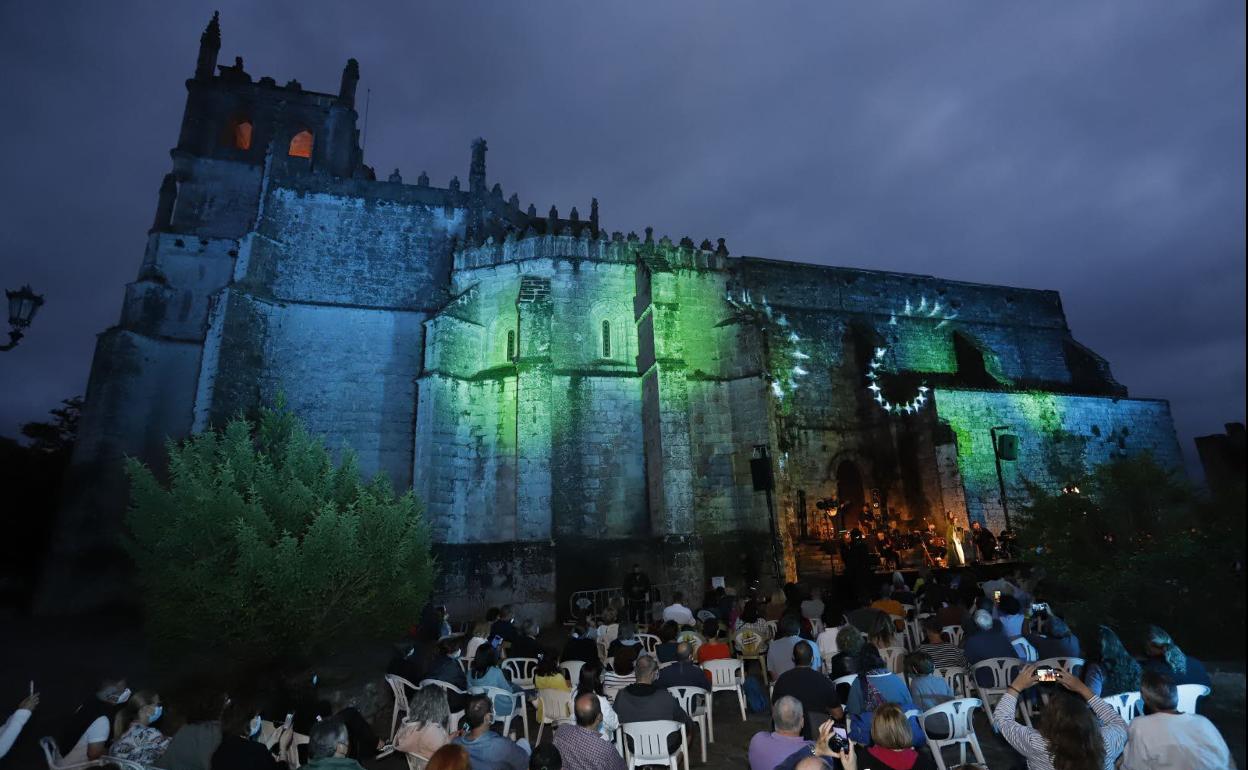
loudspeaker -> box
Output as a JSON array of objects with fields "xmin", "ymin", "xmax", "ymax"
[
  {"xmin": 750, "ymin": 456, "xmax": 774, "ymax": 491},
  {"xmin": 996, "ymin": 433, "xmax": 1019, "ymax": 461}
]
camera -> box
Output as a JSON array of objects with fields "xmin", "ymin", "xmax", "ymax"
[
  {"xmin": 1031, "ymin": 602, "xmax": 1049, "ymax": 613},
  {"xmin": 1034, "ymin": 666, "xmax": 1060, "ymax": 683},
  {"xmin": 827, "ymin": 729, "xmax": 850, "ymax": 752}
]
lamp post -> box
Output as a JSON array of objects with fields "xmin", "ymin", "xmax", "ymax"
[{"xmin": 1, "ymin": 285, "xmax": 44, "ymax": 352}]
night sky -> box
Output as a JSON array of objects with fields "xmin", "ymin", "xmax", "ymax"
[{"xmin": 0, "ymin": 3, "xmax": 1242, "ymax": 475}]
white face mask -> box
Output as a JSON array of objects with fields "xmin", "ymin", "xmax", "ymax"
[
  {"xmin": 249, "ymin": 716, "xmax": 263, "ymax": 737},
  {"xmin": 111, "ymin": 688, "xmax": 132, "ymax": 705}
]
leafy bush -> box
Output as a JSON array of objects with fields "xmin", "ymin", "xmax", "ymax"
[
  {"xmin": 1016, "ymin": 454, "xmax": 1245, "ymax": 658},
  {"xmin": 124, "ymin": 403, "xmax": 434, "ymax": 668}
]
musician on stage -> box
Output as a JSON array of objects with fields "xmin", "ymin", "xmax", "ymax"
[{"xmin": 971, "ymin": 521, "xmax": 998, "ymax": 563}]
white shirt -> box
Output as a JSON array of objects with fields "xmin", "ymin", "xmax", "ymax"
[
  {"xmin": 662, "ymin": 603, "xmax": 696, "ymax": 627},
  {"xmin": 1121, "ymin": 712, "xmax": 1234, "ymax": 770},
  {"xmin": 0, "ymin": 708, "xmax": 32, "ymax": 758},
  {"xmin": 61, "ymin": 715, "xmax": 110, "ymax": 766},
  {"xmin": 816, "ymin": 626, "xmax": 841, "ymax": 659}
]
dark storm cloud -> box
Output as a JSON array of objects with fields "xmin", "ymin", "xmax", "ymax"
[{"xmin": 0, "ymin": 2, "xmax": 1242, "ymax": 474}]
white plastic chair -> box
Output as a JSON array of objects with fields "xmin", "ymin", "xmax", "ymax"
[
  {"xmin": 621, "ymin": 719, "xmax": 690, "ymax": 770},
  {"xmin": 702, "ymin": 658, "xmax": 747, "ymax": 721},
  {"xmin": 667, "ymin": 685, "xmax": 711, "ymax": 760},
  {"xmin": 935, "ymin": 665, "xmax": 969, "ymax": 698},
  {"xmin": 764, "ymin": 619, "xmax": 778, "ymax": 639},
  {"xmin": 880, "ymin": 645, "xmax": 907, "ymax": 674},
  {"xmin": 419, "ymin": 678, "xmax": 468, "ymax": 732},
  {"xmin": 637, "ymin": 633, "xmax": 661, "ymax": 655},
  {"xmin": 816, "ymin": 627, "xmax": 840, "ymax": 673},
  {"xmin": 1103, "ymin": 691, "xmax": 1143, "ymax": 724},
  {"xmin": 470, "ymin": 685, "xmax": 530, "ymax": 743},
  {"xmin": 971, "ymin": 657, "xmax": 1030, "ymax": 726},
  {"xmin": 559, "ymin": 660, "xmax": 585, "ymax": 687},
  {"xmin": 385, "ymin": 674, "xmax": 420, "ymax": 741},
  {"xmin": 1176, "ymin": 683, "xmax": 1211, "ymax": 714},
  {"xmin": 941, "ymin": 625, "xmax": 964, "ymax": 646},
  {"xmin": 534, "ymin": 687, "xmax": 573, "ymax": 743},
  {"xmin": 1034, "ymin": 656, "xmax": 1085, "ymax": 678},
  {"xmin": 502, "ymin": 657, "xmax": 539, "ymax": 690},
  {"xmin": 733, "ymin": 629, "xmax": 768, "ymax": 678},
  {"xmin": 920, "ymin": 697, "xmax": 986, "ymax": 770}
]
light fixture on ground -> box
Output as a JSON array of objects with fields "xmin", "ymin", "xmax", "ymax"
[{"xmin": 1, "ymin": 284, "xmax": 44, "ymax": 352}]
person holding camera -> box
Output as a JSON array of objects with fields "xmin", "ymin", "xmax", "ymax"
[
  {"xmin": 993, "ymin": 663, "xmax": 1127, "ymax": 770},
  {"xmin": 781, "ymin": 704, "xmax": 936, "ymax": 770}
]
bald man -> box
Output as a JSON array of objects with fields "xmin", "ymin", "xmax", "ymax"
[{"xmin": 552, "ymin": 693, "xmax": 626, "ymax": 770}]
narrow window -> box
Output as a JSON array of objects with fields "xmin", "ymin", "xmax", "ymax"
[
  {"xmin": 223, "ymin": 117, "xmax": 253, "ymax": 150},
  {"xmin": 506, "ymin": 330, "xmax": 515, "ymax": 361},
  {"xmin": 601, "ymin": 320, "xmax": 611, "ymax": 358},
  {"xmin": 288, "ymin": 130, "xmax": 314, "ymax": 158}
]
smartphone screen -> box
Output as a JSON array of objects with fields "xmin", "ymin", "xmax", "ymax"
[{"xmin": 1035, "ymin": 667, "xmax": 1059, "ymax": 682}]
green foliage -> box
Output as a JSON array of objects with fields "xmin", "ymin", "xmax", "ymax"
[
  {"xmin": 124, "ymin": 403, "xmax": 435, "ymax": 668},
  {"xmin": 1017, "ymin": 454, "xmax": 1245, "ymax": 657}
]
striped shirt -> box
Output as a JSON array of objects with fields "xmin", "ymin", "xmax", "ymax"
[
  {"xmin": 994, "ymin": 691, "xmax": 1128, "ymax": 770},
  {"xmin": 917, "ymin": 642, "xmax": 967, "ymax": 670}
]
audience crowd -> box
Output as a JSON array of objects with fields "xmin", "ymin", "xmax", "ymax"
[{"xmin": 2, "ymin": 566, "xmax": 1235, "ymax": 770}]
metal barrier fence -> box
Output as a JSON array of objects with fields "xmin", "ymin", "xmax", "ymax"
[{"xmin": 569, "ymin": 582, "xmax": 678, "ymax": 620}]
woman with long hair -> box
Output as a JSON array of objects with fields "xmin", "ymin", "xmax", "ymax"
[
  {"xmin": 109, "ymin": 690, "xmax": 170, "ymax": 765},
  {"xmin": 995, "ymin": 663, "xmax": 1128, "ymax": 770},
  {"xmin": 1143, "ymin": 625, "xmax": 1212, "ymax": 688},
  {"xmin": 394, "ymin": 685, "xmax": 453, "ymax": 769},
  {"xmin": 570, "ymin": 660, "xmax": 619, "ymax": 736},
  {"xmin": 466, "ymin": 645, "xmax": 522, "ymax": 717},
  {"xmin": 1083, "ymin": 626, "xmax": 1142, "ymax": 697}
]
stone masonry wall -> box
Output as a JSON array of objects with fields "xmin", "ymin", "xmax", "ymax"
[{"xmin": 934, "ymin": 389, "xmax": 1184, "ymax": 531}]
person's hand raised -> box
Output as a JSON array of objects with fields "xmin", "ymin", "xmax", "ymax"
[
  {"xmin": 1056, "ymin": 670, "xmax": 1095, "ymax": 700},
  {"xmin": 18, "ymin": 693, "xmax": 39, "ymax": 711},
  {"xmin": 1009, "ymin": 664, "xmax": 1039, "ymax": 693}
]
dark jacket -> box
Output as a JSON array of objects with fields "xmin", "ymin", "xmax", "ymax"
[
  {"xmin": 656, "ymin": 662, "xmax": 710, "ymax": 691},
  {"xmin": 211, "ymin": 735, "xmax": 279, "ymax": 770},
  {"xmin": 560, "ymin": 636, "xmax": 599, "ymax": 664}
]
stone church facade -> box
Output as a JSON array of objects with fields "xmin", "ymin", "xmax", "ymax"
[{"xmin": 43, "ymin": 16, "xmax": 1184, "ymax": 620}]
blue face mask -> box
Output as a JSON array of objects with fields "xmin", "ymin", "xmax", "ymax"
[
  {"xmin": 148, "ymin": 705, "xmax": 163, "ymax": 724},
  {"xmin": 249, "ymin": 716, "xmax": 263, "ymax": 737}
]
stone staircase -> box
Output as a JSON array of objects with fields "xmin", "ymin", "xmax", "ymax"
[{"xmin": 795, "ymin": 540, "xmax": 842, "ymax": 579}]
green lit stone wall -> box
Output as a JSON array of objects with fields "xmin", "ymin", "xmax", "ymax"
[{"xmin": 934, "ymin": 389, "xmax": 1184, "ymax": 531}]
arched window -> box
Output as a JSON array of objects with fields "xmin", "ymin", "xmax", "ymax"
[
  {"xmin": 288, "ymin": 130, "xmax": 314, "ymax": 158},
  {"xmin": 506, "ymin": 330, "xmax": 516, "ymax": 362},
  {"xmin": 223, "ymin": 116, "xmax": 253, "ymax": 150},
  {"xmin": 601, "ymin": 320, "xmax": 611, "ymax": 358}
]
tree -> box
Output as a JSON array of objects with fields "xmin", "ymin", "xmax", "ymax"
[
  {"xmin": 1016, "ymin": 454, "xmax": 1245, "ymax": 658},
  {"xmin": 124, "ymin": 403, "xmax": 435, "ymax": 669},
  {"xmin": 20, "ymin": 396, "xmax": 82, "ymax": 455}
]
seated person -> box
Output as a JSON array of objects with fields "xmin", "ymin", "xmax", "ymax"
[
  {"xmin": 799, "ymin": 703, "xmax": 937, "ymax": 770},
  {"xmin": 613, "ymin": 655, "xmax": 692, "ymax": 753},
  {"xmin": 491, "ymin": 605, "xmax": 520, "ymax": 646},
  {"xmin": 748, "ymin": 696, "xmax": 811, "ymax": 770},
  {"xmin": 828, "ymin": 624, "xmax": 864, "ymax": 680},
  {"xmin": 963, "ymin": 610, "xmax": 1020, "ymax": 688},
  {"xmin": 695, "ymin": 619, "xmax": 732, "ymax": 666},
  {"xmin": 995, "ymin": 594, "xmax": 1026, "ymax": 639},
  {"xmin": 110, "ymin": 690, "xmax": 171, "ymax": 765},
  {"xmin": 508, "ymin": 620, "xmax": 544, "ymax": 660},
  {"xmin": 656, "ymin": 642, "xmax": 711, "ymax": 690},
  {"xmin": 1143, "ymin": 625, "xmax": 1212, "ymax": 689},
  {"xmin": 570, "ymin": 661, "xmax": 620, "ymax": 738},
  {"xmin": 654, "ymin": 621, "xmax": 681, "ymax": 663},
  {"xmin": 559, "ymin": 622, "xmax": 599, "ymax": 664},
  {"xmin": 452, "ymin": 695, "xmax": 530, "ymax": 770},
  {"xmin": 304, "ymin": 718, "xmax": 366, "ymax": 770},
  {"xmin": 661, "ymin": 591, "xmax": 697, "ymax": 627},
  {"xmin": 845, "ymin": 645, "xmax": 913, "ymax": 716},
  {"xmin": 771, "ymin": 642, "xmax": 844, "ymax": 739},
  {"xmin": 607, "ymin": 623, "xmax": 642, "ymax": 659},
  {"xmin": 211, "ymin": 698, "xmax": 279, "ymax": 770},
  {"xmin": 467, "ymin": 646, "xmax": 524, "ymax": 717},
  {"xmin": 552, "ymin": 694, "xmax": 627, "ymax": 770},
  {"xmin": 53, "ymin": 677, "xmax": 131, "ymax": 765},
  {"xmin": 1026, "ymin": 612, "xmax": 1081, "ymax": 661},
  {"xmin": 916, "ymin": 616, "xmax": 968, "ymax": 670},
  {"xmin": 156, "ymin": 688, "xmax": 227, "ymax": 770},
  {"xmin": 424, "ymin": 638, "xmax": 469, "ymax": 711},
  {"xmin": 532, "ymin": 656, "xmax": 570, "ymax": 724},
  {"xmin": 1083, "ymin": 626, "xmax": 1143, "ymax": 697},
  {"xmin": 766, "ymin": 615, "xmax": 822, "ymax": 684},
  {"xmin": 1122, "ymin": 671, "xmax": 1232, "ymax": 770},
  {"xmin": 393, "ymin": 685, "xmax": 452, "ymax": 768},
  {"xmin": 904, "ymin": 652, "xmax": 954, "ymax": 712},
  {"xmin": 603, "ymin": 646, "xmax": 638, "ymax": 693},
  {"xmin": 869, "ymin": 584, "xmax": 906, "ymax": 628}
]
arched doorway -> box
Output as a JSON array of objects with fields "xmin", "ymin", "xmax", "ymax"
[{"xmin": 836, "ymin": 460, "xmax": 866, "ymax": 532}]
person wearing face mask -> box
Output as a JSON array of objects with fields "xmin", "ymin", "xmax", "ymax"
[
  {"xmin": 424, "ymin": 639, "xmax": 469, "ymax": 712},
  {"xmin": 110, "ymin": 690, "xmax": 172, "ymax": 765},
  {"xmin": 211, "ymin": 697, "xmax": 279, "ymax": 770},
  {"xmin": 53, "ymin": 676, "xmax": 131, "ymax": 765}
]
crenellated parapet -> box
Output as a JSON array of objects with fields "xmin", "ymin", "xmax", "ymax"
[{"xmin": 454, "ymin": 228, "xmax": 731, "ymax": 272}]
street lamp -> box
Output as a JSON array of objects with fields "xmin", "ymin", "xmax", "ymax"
[{"xmin": 1, "ymin": 284, "xmax": 44, "ymax": 351}]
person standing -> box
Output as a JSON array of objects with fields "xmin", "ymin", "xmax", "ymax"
[
  {"xmin": 623, "ymin": 564, "xmax": 651, "ymax": 625},
  {"xmin": 971, "ymin": 522, "xmax": 997, "ymax": 563},
  {"xmin": 944, "ymin": 522, "xmax": 964, "ymax": 567}
]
